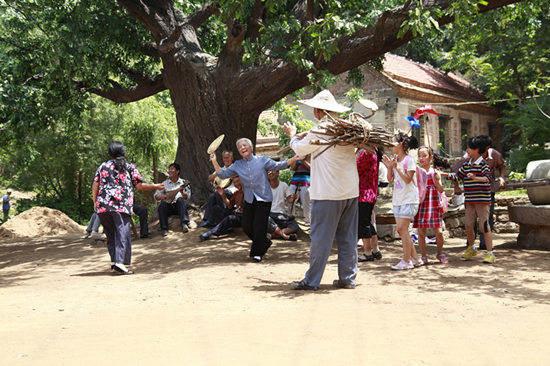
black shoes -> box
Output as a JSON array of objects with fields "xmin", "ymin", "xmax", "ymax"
[
  {"xmin": 181, "ymin": 224, "xmax": 189, "ymax": 233},
  {"xmin": 358, "ymin": 253, "xmax": 374, "ymax": 262},
  {"xmin": 161, "ymin": 230, "xmax": 168, "ymax": 237},
  {"xmin": 199, "ymin": 232, "xmax": 210, "ymax": 242},
  {"xmin": 359, "ymin": 251, "xmax": 382, "ymax": 262},
  {"xmin": 332, "ymin": 279, "xmax": 356, "ymax": 289},
  {"xmin": 291, "ymin": 280, "xmax": 319, "ymax": 291}
]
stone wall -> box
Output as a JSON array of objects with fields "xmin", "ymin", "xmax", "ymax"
[{"xmin": 443, "ymin": 195, "xmax": 525, "ymax": 237}]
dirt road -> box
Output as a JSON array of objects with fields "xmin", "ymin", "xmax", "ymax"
[{"xmin": 1, "ymin": 231, "xmax": 549, "ymax": 365}]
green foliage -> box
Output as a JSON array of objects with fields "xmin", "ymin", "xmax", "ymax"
[
  {"xmin": 279, "ymin": 169, "xmax": 293, "ymax": 185},
  {"xmin": 501, "ymin": 96, "xmax": 550, "ymax": 172},
  {"xmin": 0, "ymin": 95, "xmax": 177, "ymax": 223},
  {"xmin": 507, "ymin": 172, "xmax": 526, "ymax": 181},
  {"xmin": 272, "ymin": 99, "xmax": 314, "ymax": 149}
]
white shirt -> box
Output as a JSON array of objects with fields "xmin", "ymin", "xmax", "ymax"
[
  {"xmin": 290, "ymin": 125, "xmax": 359, "ymax": 201},
  {"xmin": 391, "ymin": 155, "xmax": 419, "ymax": 206},
  {"xmin": 270, "ymin": 181, "xmax": 291, "ymax": 214},
  {"xmin": 378, "ymin": 162, "xmax": 388, "ymax": 184}
]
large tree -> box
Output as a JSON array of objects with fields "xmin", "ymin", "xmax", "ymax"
[{"xmin": 0, "ymin": 0, "xmax": 522, "ymax": 198}]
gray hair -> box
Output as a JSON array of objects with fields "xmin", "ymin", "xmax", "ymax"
[{"xmin": 236, "ymin": 138, "xmax": 253, "ymax": 148}]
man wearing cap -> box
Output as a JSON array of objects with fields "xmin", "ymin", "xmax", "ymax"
[{"xmin": 283, "ymin": 90, "xmax": 360, "ymax": 290}]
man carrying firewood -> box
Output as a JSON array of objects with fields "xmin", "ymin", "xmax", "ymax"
[{"xmin": 283, "ymin": 90, "xmax": 360, "ymax": 290}]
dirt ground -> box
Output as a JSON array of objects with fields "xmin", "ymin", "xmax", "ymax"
[{"xmin": 1, "ymin": 229, "xmax": 549, "ymax": 365}]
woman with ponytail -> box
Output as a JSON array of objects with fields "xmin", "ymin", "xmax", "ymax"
[
  {"xmin": 92, "ymin": 141, "xmax": 164, "ymax": 274},
  {"xmin": 382, "ymin": 132, "xmax": 422, "ymax": 270}
]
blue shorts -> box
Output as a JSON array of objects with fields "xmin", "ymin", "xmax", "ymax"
[{"xmin": 393, "ymin": 204, "xmax": 419, "ymax": 220}]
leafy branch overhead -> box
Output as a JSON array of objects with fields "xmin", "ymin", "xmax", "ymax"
[{"xmin": 0, "ymin": 0, "xmax": 523, "ymax": 112}]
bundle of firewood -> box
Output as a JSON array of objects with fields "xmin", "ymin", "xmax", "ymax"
[{"xmin": 310, "ymin": 112, "xmax": 395, "ymax": 149}]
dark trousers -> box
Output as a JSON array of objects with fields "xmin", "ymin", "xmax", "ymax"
[
  {"xmin": 478, "ymin": 192, "xmax": 495, "ymax": 249},
  {"xmin": 203, "ymin": 192, "xmax": 231, "ymax": 227},
  {"xmin": 99, "ymin": 211, "xmax": 132, "ymax": 265},
  {"xmin": 132, "ymin": 203, "xmax": 148, "ymax": 237},
  {"xmin": 242, "ymin": 199, "xmax": 272, "ymax": 258},
  {"xmin": 158, "ymin": 198, "xmax": 189, "ymax": 230},
  {"xmin": 210, "ymin": 213, "xmax": 242, "ymax": 236},
  {"xmin": 267, "ymin": 212, "xmax": 299, "ymax": 234}
]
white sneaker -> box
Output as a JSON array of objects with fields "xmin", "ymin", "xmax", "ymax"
[
  {"xmin": 391, "ymin": 259, "xmax": 414, "ymax": 271},
  {"xmin": 412, "ymin": 257, "xmax": 425, "ymax": 268},
  {"xmin": 90, "ymin": 232, "xmax": 103, "ymax": 240}
]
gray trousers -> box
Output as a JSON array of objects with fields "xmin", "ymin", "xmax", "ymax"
[
  {"xmin": 303, "ymin": 198, "xmax": 358, "ymax": 288},
  {"xmin": 86, "ymin": 212, "xmax": 101, "ymax": 233}
]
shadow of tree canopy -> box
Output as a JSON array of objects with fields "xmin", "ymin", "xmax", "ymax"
[{"xmin": 1, "ymin": 231, "xmax": 550, "ymax": 306}]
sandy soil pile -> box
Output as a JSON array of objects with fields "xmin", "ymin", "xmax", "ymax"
[{"xmin": 0, "ymin": 206, "xmax": 83, "ymax": 239}]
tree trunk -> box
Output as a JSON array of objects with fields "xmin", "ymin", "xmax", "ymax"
[{"xmin": 162, "ymin": 59, "xmax": 261, "ymax": 201}]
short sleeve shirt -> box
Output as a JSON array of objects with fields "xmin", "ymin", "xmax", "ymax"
[
  {"xmin": 94, "ymin": 160, "xmax": 143, "ymax": 215},
  {"xmin": 392, "ymin": 155, "xmax": 419, "ymax": 206},
  {"xmin": 356, "ymin": 149, "xmax": 379, "ymax": 204}
]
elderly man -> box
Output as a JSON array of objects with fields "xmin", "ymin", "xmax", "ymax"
[
  {"xmin": 201, "ymin": 150, "xmax": 235, "ymax": 228},
  {"xmin": 155, "ymin": 163, "xmax": 192, "ymax": 236},
  {"xmin": 283, "ymin": 90, "xmax": 359, "ymax": 290},
  {"xmin": 199, "ymin": 176, "xmax": 244, "ymax": 241},
  {"xmin": 210, "ymin": 138, "xmax": 297, "ymax": 262}
]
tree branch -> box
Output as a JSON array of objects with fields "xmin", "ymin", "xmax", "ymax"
[
  {"xmin": 78, "ymin": 74, "xmax": 166, "ymax": 103},
  {"xmin": 116, "ymin": 0, "xmax": 168, "ymax": 40},
  {"xmin": 188, "ymin": 3, "xmax": 220, "ymax": 29},
  {"xmin": 322, "ymin": 0, "xmax": 522, "ymax": 75},
  {"xmin": 245, "ymin": 0, "xmax": 265, "ymax": 42},
  {"xmin": 237, "ymin": 0, "xmax": 522, "ymax": 113}
]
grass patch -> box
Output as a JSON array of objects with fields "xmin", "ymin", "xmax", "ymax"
[{"xmin": 497, "ymin": 189, "xmax": 528, "ymax": 197}]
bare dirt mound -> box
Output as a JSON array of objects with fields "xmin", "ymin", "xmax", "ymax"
[{"xmin": 0, "ymin": 206, "xmax": 83, "ymax": 239}]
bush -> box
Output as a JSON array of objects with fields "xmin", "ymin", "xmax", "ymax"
[{"xmin": 508, "ymin": 146, "xmax": 550, "ymax": 173}]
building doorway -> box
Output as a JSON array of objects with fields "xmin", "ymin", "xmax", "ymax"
[{"xmin": 460, "ymin": 118, "xmax": 472, "ymax": 152}]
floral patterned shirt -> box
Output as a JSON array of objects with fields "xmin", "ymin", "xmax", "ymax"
[
  {"xmin": 94, "ymin": 160, "xmax": 143, "ymax": 215},
  {"xmin": 356, "ymin": 149, "xmax": 379, "ymax": 204}
]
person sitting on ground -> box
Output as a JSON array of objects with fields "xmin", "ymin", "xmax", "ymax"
[
  {"xmin": 201, "ymin": 150, "xmax": 236, "ymax": 228},
  {"xmin": 2, "ymin": 190, "xmax": 12, "ymax": 223},
  {"xmin": 85, "ymin": 211, "xmax": 102, "ymax": 239},
  {"xmin": 199, "ymin": 176, "xmax": 244, "ymax": 241},
  {"xmin": 267, "ymin": 170, "xmax": 299, "ymax": 241},
  {"xmin": 132, "ymin": 202, "xmax": 150, "ymax": 239},
  {"xmin": 154, "ymin": 163, "xmax": 192, "ymax": 236}
]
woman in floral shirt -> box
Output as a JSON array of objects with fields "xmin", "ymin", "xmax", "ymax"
[{"xmin": 92, "ymin": 141, "xmax": 163, "ymax": 274}]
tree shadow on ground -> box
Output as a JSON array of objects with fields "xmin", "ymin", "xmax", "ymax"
[
  {"xmin": 0, "ymin": 228, "xmax": 310, "ymax": 287},
  {"xmin": 2, "ymin": 231, "xmax": 549, "ymax": 306},
  {"xmin": 356, "ymin": 240, "xmax": 550, "ymax": 305}
]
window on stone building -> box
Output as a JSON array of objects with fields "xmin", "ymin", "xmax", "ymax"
[
  {"xmin": 438, "ymin": 115, "xmax": 450, "ymax": 156},
  {"xmin": 460, "ymin": 118, "xmax": 472, "ymax": 152}
]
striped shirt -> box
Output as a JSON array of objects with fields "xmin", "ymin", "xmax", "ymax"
[{"xmin": 449, "ymin": 156, "xmax": 492, "ymax": 204}]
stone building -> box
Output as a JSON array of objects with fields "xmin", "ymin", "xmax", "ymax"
[{"xmin": 295, "ymin": 53, "xmax": 501, "ymax": 156}]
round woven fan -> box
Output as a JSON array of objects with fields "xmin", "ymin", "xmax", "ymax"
[{"xmin": 207, "ymin": 134, "xmax": 225, "ymax": 154}]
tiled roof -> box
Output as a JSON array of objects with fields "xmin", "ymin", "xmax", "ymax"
[{"xmin": 382, "ymin": 54, "xmax": 487, "ymax": 101}]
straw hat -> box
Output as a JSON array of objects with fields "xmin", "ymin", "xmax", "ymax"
[
  {"xmin": 358, "ymin": 98, "xmax": 379, "ymax": 111},
  {"xmin": 298, "ymin": 90, "xmax": 351, "ymax": 114}
]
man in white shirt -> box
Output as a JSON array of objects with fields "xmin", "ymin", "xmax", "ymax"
[
  {"xmin": 154, "ymin": 163, "xmax": 192, "ymax": 236},
  {"xmin": 267, "ymin": 170, "xmax": 299, "ymax": 241},
  {"xmin": 283, "ymin": 90, "xmax": 359, "ymax": 290}
]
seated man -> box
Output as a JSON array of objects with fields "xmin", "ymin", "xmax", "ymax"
[
  {"xmin": 267, "ymin": 170, "xmax": 299, "ymax": 241},
  {"xmin": 201, "ymin": 150, "xmax": 235, "ymax": 227},
  {"xmin": 199, "ymin": 176, "xmax": 243, "ymax": 241},
  {"xmin": 132, "ymin": 202, "xmax": 150, "ymax": 239},
  {"xmin": 154, "ymin": 163, "xmax": 192, "ymax": 236}
]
